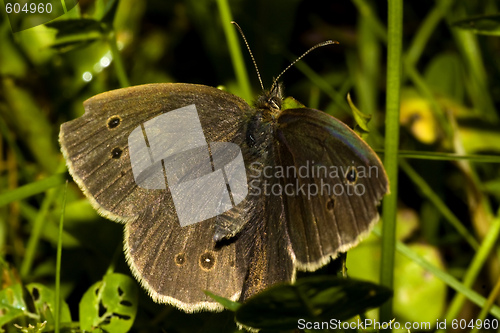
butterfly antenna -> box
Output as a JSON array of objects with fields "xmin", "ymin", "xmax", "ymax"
[
  {"xmin": 231, "ymin": 21, "xmax": 265, "ymax": 91},
  {"xmin": 270, "ymin": 40, "xmax": 339, "ymax": 92}
]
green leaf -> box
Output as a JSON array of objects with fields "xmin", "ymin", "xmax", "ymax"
[
  {"xmin": 347, "ymin": 93, "xmax": 371, "ymax": 134},
  {"xmin": 393, "ymin": 244, "xmax": 446, "ymax": 324},
  {"xmin": 0, "ymin": 284, "xmax": 27, "ymax": 326},
  {"xmin": 483, "ymin": 179, "xmax": 500, "ymax": 199},
  {"xmin": 424, "ymin": 53, "xmax": 464, "ymax": 101},
  {"xmin": 204, "ymin": 290, "xmax": 241, "ymax": 312},
  {"xmin": 26, "ymin": 283, "xmax": 72, "ymax": 326},
  {"xmin": 45, "ymin": 19, "xmax": 105, "ymax": 52},
  {"xmin": 45, "ymin": 19, "xmax": 104, "ymax": 38},
  {"xmin": 453, "ymin": 14, "xmax": 500, "ymax": 36},
  {"xmin": 457, "ymin": 122, "xmax": 500, "ymax": 153},
  {"xmin": 282, "ymin": 96, "xmax": 306, "ymax": 110},
  {"xmin": 1, "ymin": 79, "xmax": 60, "ymax": 173},
  {"xmin": 235, "ymin": 276, "xmax": 392, "ymax": 330},
  {"xmin": 79, "ymin": 273, "xmax": 138, "ymax": 333},
  {"xmin": 101, "ymin": 0, "xmax": 121, "ymax": 26}
]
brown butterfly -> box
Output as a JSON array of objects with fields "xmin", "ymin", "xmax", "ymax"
[{"xmin": 59, "ymin": 38, "xmax": 388, "ymax": 312}]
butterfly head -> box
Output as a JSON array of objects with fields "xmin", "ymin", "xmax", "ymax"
[
  {"xmin": 231, "ymin": 22, "xmax": 336, "ymax": 118},
  {"xmin": 255, "ymin": 82, "xmax": 283, "ymax": 119}
]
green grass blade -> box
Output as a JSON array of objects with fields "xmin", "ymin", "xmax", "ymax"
[
  {"xmin": 216, "ymin": 0, "xmax": 252, "ymax": 102},
  {"xmin": 351, "ymin": 0, "xmax": 387, "ymax": 43},
  {"xmin": 404, "ymin": 62, "xmax": 452, "ymax": 137},
  {"xmin": 373, "ymin": 227, "xmax": 500, "ymax": 320},
  {"xmin": 400, "ymin": 160, "xmax": 479, "ymax": 250},
  {"xmin": 448, "ymin": 9, "xmax": 498, "ymax": 123},
  {"xmin": 442, "ymin": 211, "xmax": 500, "ymax": 326},
  {"xmin": 380, "ymin": 0, "xmax": 403, "ymax": 326},
  {"xmin": 472, "ymin": 277, "xmax": 500, "ymax": 333},
  {"xmin": 293, "ymin": 60, "xmax": 350, "ymax": 115},
  {"xmin": 55, "ymin": 182, "xmax": 68, "ymax": 333},
  {"xmin": 20, "ymin": 187, "xmax": 59, "ymax": 278},
  {"xmin": 107, "ymin": 30, "xmax": 130, "ymax": 88},
  {"xmin": 393, "ymin": 151, "xmax": 500, "ymax": 163},
  {"xmin": 0, "ymin": 173, "xmax": 66, "ymax": 207},
  {"xmin": 405, "ymin": 0, "xmax": 453, "ymax": 68},
  {"xmin": 395, "ymin": 235, "xmax": 500, "ymax": 319}
]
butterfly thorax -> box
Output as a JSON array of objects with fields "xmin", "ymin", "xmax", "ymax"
[{"xmin": 255, "ymin": 83, "xmax": 284, "ymax": 121}]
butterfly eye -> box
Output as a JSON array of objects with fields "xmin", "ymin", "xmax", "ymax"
[
  {"xmin": 175, "ymin": 253, "xmax": 186, "ymax": 266},
  {"xmin": 107, "ymin": 115, "xmax": 122, "ymax": 129},
  {"xmin": 111, "ymin": 147, "xmax": 123, "ymax": 159},
  {"xmin": 199, "ymin": 252, "xmax": 215, "ymax": 271},
  {"xmin": 344, "ymin": 166, "xmax": 358, "ymax": 185},
  {"xmin": 326, "ymin": 197, "xmax": 335, "ymax": 211}
]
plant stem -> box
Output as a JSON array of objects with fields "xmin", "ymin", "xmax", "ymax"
[
  {"xmin": 216, "ymin": 0, "xmax": 252, "ymax": 102},
  {"xmin": 441, "ymin": 211, "xmax": 500, "ymax": 329},
  {"xmin": 55, "ymin": 183, "xmax": 67, "ymax": 333},
  {"xmin": 20, "ymin": 188, "xmax": 57, "ymax": 278},
  {"xmin": 400, "ymin": 160, "xmax": 479, "ymax": 250},
  {"xmin": 380, "ymin": 0, "xmax": 403, "ymax": 328},
  {"xmin": 108, "ymin": 30, "xmax": 130, "ymax": 88}
]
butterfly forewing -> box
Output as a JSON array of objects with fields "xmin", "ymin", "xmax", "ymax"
[{"xmin": 60, "ymin": 83, "xmax": 261, "ymax": 311}]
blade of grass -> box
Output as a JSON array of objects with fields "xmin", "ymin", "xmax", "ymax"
[
  {"xmin": 400, "ymin": 159, "xmax": 479, "ymax": 250},
  {"xmin": 380, "ymin": 0, "xmax": 403, "ymax": 327},
  {"xmin": 293, "ymin": 60, "xmax": 350, "ymax": 116},
  {"xmin": 472, "ymin": 277, "xmax": 500, "ymax": 333},
  {"xmin": 0, "ymin": 116, "xmax": 28, "ymax": 176},
  {"xmin": 59, "ymin": 0, "xmax": 67, "ymax": 13},
  {"xmin": 405, "ymin": 0, "xmax": 453, "ymax": 68},
  {"xmin": 351, "ymin": 0, "xmax": 387, "ymax": 43},
  {"xmin": 373, "ymin": 227, "xmax": 500, "ymax": 319},
  {"xmin": 402, "ymin": 0, "xmax": 453, "ymax": 137},
  {"xmin": 216, "ymin": 0, "xmax": 252, "ymax": 102},
  {"xmin": 107, "ymin": 30, "xmax": 130, "ymax": 88},
  {"xmin": 0, "ymin": 173, "xmax": 67, "ymax": 207},
  {"xmin": 448, "ymin": 8, "xmax": 498, "ymax": 123},
  {"xmin": 20, "ymin": 163, "xmax": 67, "ymax": 278},
  {"xmin": 392, "ymin": 151, "xmax": 500, "ymax": 163},
  {"xmin": 105, "ymin": 243, "xmax": 123, "ymax": 276},
  {"xmin": 352, "ymin": 1, "xmax": 500, "ymax": 324},
  {"xmin": 55, "ymin": 182, "xmax": 68, "ymax": 333},
  {"xmin": 20, "ymin": 187, "xmax": 58, "ymax": 278},
  {"xmin": 356, "ymin": 15, "xmax": 381, "ymax": 123},
  {"xmin": 353, "ymin": 0, "xmax": 454, "ymax": 139},
  {"xmin": 308, "ymin": 85, "xmax": 320, "ymax": 110},
  {"xmin": 441, "ymin": 211, "xmax": 500, "ymax": 328},
  {"xmin": 349, "ymin": 0, "xmax": 383, "ymax": 132},
  {"xmin": 404, "ymin": 62, "xmax": 452, "ymax": 137},
  {"xmin": 2, "ymin": 79, "xmax": 60, "ymax": 173}
]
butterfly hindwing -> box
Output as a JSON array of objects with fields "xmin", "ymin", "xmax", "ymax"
[
  {"xmin": 125, "ymin": 193, "xmax": 245, "ymax": 312},
  {"xmin": 276, "ymin": 108, "xmax": 388, "ymax": 269}
]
